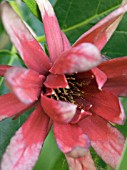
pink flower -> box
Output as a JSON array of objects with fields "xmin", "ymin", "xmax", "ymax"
[{"xmin": 0, "ymin": 0, "xmax": 127, "ymax": 170}]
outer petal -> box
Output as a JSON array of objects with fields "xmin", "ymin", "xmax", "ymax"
[
  {"xmin": 79, "ymin": 115, "xmax": 125, "ymax": 169},
  {"xmin": 1, "ymin": 2, "xmax": 50, "ymax": 74},
  {"xmin": 44, "ymin": 73, "xmax": 68, "ymax": 88},
  {"xmin": 36, "ymin": 0, "xmax": 64, "ymax": 62},
  {"xmin": 50, "ymin": 43, "xmax": 101, "ymax": 74},
  {"xmin": 83, "ymin": 88, "xmax": 125, "ymax": 125},
  {"xmin": 54, "ymin": 122, "xmax": 90, "ymax": 158},
  {"xmin": 1, "ymin": 103, "xmax": 50, "ymax": 170},
  {"xmin": 41, "ymin": 95, "xmax": 77, "ymax": 123},
  {"xmin": 0, "ymin": 93, "xmax": 32, "ymax": 121},
  {"xmin": 5, "ymin": 67, "xmax": 45, "ymax": 104},
  {"xmin": 65, "ymin": 152, "xmax": 96, "ymax": 170},
  {"xmin": 98, "ymin": 56, "xmax": 127, "ymax": 96},
  {"xmin": 0, "ymin": 65, "xmax": 11, "ymax": 76},
  {"xmin": 73, "ymin": 3, "xmax": 127, "ymax": 50}
]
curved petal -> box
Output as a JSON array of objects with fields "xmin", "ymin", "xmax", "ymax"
[
  {"xmin": 91, "ymin": 68, "xmax": 107, "ymax": 89},
  {"xmin": 1, "ymin": 2, "xmax": 51, "ymax": 74},
  {"xmin": 41, "ymin": 95, "xmax": 77, "ymax": 123},
  {"xmin": 79, "ymin": 115, "xmax": 125, "ymax": 169},
  {"xmin": 73, "ymin": 3, "xmax": 127, "ymax": 50},
  {"xmin": 54, "ymin": 122, "xmax": 90, "ymax": 158},
  {"xmin": 65, "ymin": 152, "xmax": 96, "ymax": 170},
  {"xmin": 71, "ymin": 110, "xmax": 92, "ymax": 124},
  {"xmin": 50, "ymin": 43, "xmax": 101, "ymax": 74},
  {"xmin": 5, "ymin": 67, "xmax": 45, "ymax": 104},
  {"xmin": 1, "ymin": 103, "xmax": 50, "ymax": 170},
  {"xmin": 103, "ymin": 76, "xmax": 127, "ymax": 97},
  {"xmin": 83, "ymin": 88, "xmax": 125, "ymax": 125},
  {"xmin": 36, "ymin": 0, "xmax": 64, "ymax": 62},
  {"xmin": 0, "ymin": 65, "xmax": 11, "ymax": 76},
  {"xmin": 44, "ymin": 73, "xmax": 68, "ymax": 88},
  {"xmin": 99, "ymin": 57, "xmax": 127, "ymax": 96},
  {"xmin": 0, "ymin": 93, "xmax": 32, "ymax": 121}
]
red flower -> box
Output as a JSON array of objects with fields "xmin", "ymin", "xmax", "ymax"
[{"xmin": 0, "ymin": 0, "xmax": 127, "ymax": 170}]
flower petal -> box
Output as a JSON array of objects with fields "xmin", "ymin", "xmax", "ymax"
[
  {"xmin": 83, "ymin": 88, "xmax": 125, "ymax": 125},
  {"xmin": 44, "ymin": 73, "xmax": 68, "ymax": 88},
  {"xmin": 65, "ymin": 152, "xmax": 96, "ymax": 170},
  {"xmin": 61, "ymin": 32, "xmax": 71, "ymax": 51},
  {"xmin": 73, "ymin": 3, "xmax": 127, "ymax": 50},
  {"xmin": 0, "ymin": 65, "xmax": 11, "ymax": 76},
  {"xmin": 99, "ymin": 56, "xmax": 127, "ymax": 96},
  {"xmin": 1, "ymin": 103, "xmax": 50, "ymax": 170},
  {"xmin": 54, "ymin": 122, "xmax": 90, "ymax": 158},
  {"xmin": 0, "ymin": 93, "xmax": 32, "ymax": 121},
  {"xmin": 1, "ymin": 2, "xmax": 50, "ymax": 74},
  {"xmin": 91, "ymin": 67, "xmax": 107, "ymax": 89},
  {"xmin": 5, "ymin": 67, "xmax": 45, "ymax": 104},
  {"xmin": 41, "ymin": 95, "xmax": 77, "ymax": 123},
  {"xmin": 50, "ymin": 43, "xmax": 101, "ymax": 74},
  {"xmin": 36, "ymin": 0, "xmax": 64, "ymax": 62},
  {"xmin": 79, "ymin": 114, "xmax": 125, "ymax": 169}
]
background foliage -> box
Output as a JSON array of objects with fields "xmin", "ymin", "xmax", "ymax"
[{"xmin": 0, "ymin": 0, "xmax": 127, "ymax": 169}]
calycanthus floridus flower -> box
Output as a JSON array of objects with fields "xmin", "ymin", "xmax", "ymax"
[{"xmin": 0, "ymin": 0, "xmax": 127, "ymax": 169}]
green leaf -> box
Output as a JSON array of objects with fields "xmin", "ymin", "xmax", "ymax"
[
  {"xmin": 54, "ymin": 0, "xmax": 122, "ymax": 39},
  {"xmin": 34, "ymin": 129, "xmax": 68, "ymax": 170},
  {"xmin": 22, "ymin": 0, "xmax": 56, "ymax": 20},
  {"xmin": 22, "ymin": 0, "xmax": 41, "ymax": 20},
  {"xmin": 117, "ymin": 139, "xmax": 127, "ymax": 170}
]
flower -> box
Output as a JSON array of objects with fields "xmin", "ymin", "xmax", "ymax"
[{"xmin": 0, "ymin": 0, "xmax": 127, "ymax": 170}]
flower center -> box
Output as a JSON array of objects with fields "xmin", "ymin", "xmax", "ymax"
[{"xmin": 51, "ymin": 74, "xmax": 92, "ymax": 111}]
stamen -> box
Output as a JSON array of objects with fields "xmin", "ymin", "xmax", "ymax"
[{"xmin": 51, "ymin": 74, "xmax": 84, "ymax": 103}]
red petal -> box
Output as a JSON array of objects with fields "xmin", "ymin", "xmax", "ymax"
[
  {"xmin": 0, "ymin": 93, "xmax": 32, "ymax": 121},
  {"xmin": 65, "ymin": 152, "xmax": 96, "ymax": 170},
  {"xmin": 41, "ymin": 95, "xmax": 77, "ymax": 123},
  {"xmin": 79, "ymin": 115, "xmax": 125, "ymax": 168},
  {"xmin": 61, "ymin": 32, "xmax": 71, "ymax": 51},
  {"xmin": 1, "ymin": 2, "xmax": 50, "ymax": 74},
  {"xmin": 71, "ymin": 110, "xmax": 92, "ymax": 124},
  {"xmin": 0, "ymin": 65, "xmax": 11, "ymax": 76},
  {"xmin": 91, "ymin": 67, "xmax": 107, "ymax": 89},
  {"xmin": 1, "ymin": 103, "xmax": 50, "ymax": 170},
  {"xmin": 50, "ymin": 43, "xmax": 101, "ymax": 74},
  {"xmin": 99, "ymin": 57, "xmax": 127, "ymax": 96},
  {"xmin": 83, "ymin": 89, "xmax": 125, "ymax": 125},
  {"xmin": 5, "ymin": 67, "xmax": 44, "ymax": 104},
  {"xmin": 36, "ymin": 0, "xmax": 64, "ymax": 62},
  {"xmin": 54, "ymin": 122, "xmax": 90, "ymax": 158},
  {"xmin": 44, "ymin": 73, "xmax": 68, "ymax": 88},
  {"xmin": 73, "ymin": 3, "xmax": 127, "ymax": 50}
]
